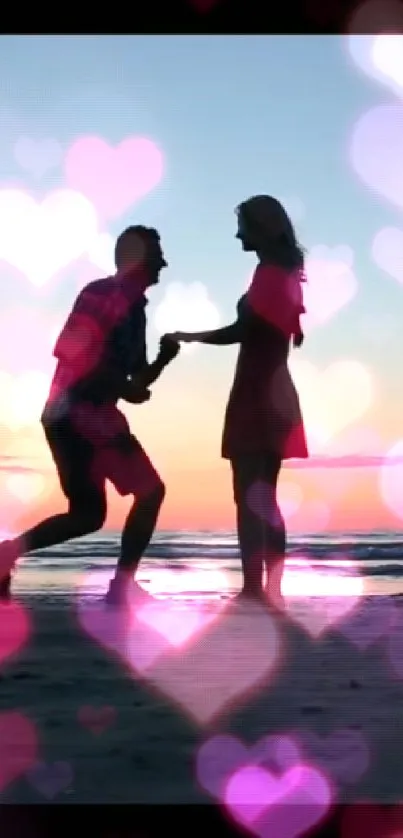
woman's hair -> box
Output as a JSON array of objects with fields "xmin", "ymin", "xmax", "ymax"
[
  {"xmin": 236, "ymin": 195, "xmax": 306, "ymax": 271},
  {"xmin": 237, "ymin": 195, "xmax": 306, "ymax": 347}
]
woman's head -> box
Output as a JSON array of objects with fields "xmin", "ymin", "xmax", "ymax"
[
  {"xmin": 236, "ymin": 195, "xmax": 305, "ymax": 272},
  {"xmin": 237, "ymin": 195, "xmax": 306, "ymax": 348}
]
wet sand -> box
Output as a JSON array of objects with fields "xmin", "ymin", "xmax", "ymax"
[{"xmin": 0, "ymin": 579, "xmax": 402, "ymax": 819}]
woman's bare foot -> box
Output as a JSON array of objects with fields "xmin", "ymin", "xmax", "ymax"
[
  {"xmin": 105, "ymin": 576, "xmax": 154, "ymax": 610},
  {"xmin": 265, "ymin": 586, "xmax": 286, "ymax": 614},
  {"xmin": 232, "ymin": 586, "xmax": 268, "ymax": 606}
]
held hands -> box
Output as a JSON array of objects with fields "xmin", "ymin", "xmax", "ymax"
[
  {"xmin": 163, "ymin": 331, "xmax": 193, "ymax": 344},
  {"xmin": 158, "ymin": 334, "xmax": 181, "ymax": 365}
]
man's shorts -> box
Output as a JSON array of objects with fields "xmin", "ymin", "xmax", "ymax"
[{"xmin": 42, "ymin": 403, "xmax": 161, "ymax": 501}]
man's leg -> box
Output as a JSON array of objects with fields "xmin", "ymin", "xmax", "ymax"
[
  {"xmin": 105, "ymin": 434, "xmax": 165, "ymax": 606},
  {"xmin": 119, "ymin": 484, "xmax": 166, "ymax": 574},
  {"xmin": 14, "ymin": 492, "xmax": 107, "ymax": 554},
  {"xmin": 0, "ymin": 421, "xmax": 107, "ymax": 596}
]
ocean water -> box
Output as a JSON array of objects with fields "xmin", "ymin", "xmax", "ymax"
[{"xmin": 11, "ymin": 529, "xmax": 403, "ymax": 599}]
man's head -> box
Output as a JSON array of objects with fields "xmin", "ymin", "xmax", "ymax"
[{"xmin": 114, "ymin": 225, "xmax": 167, "ymax": 286}]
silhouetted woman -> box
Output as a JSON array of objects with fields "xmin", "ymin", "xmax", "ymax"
[{"xmin": 165, "ymin": 195, "xmax": 308, "ymax": 608}]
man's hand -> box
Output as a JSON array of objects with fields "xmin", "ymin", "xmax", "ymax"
[
  {"xmin": 159, "ymin": 335, "xmax": 181, "ymax": 364},
  {"xmin": 121, "ymin": 381, "xmax": 151, "ymax": 404},
  {"xmin": 127, "ymin": 338, "xmax": 180, "ymax": 392},
  {"xmin": 293, "ymin": 329, "xmax": 304, "ymax": 348}
]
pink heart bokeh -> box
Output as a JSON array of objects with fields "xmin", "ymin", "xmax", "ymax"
[
  {"xmin": 77, "ymin": 574, "xmax": 282, "ymax": 726},
  {"xmin": 0, "ymin": 600, "xmax": 30, "ymax": 664},
  {"xmin": 196, "ymin": 731, "xmax": 343, "ymax": 832},
  {"xmin": 0, "ymin": 712, "xmax": 38, "ymax": 791},
  {"xmin": 78, "ymin": 704, "xmax": 116, "ymax": 735},
  {"xmin": 64, "ymin": 135, "xmax": 164, "ymax": 221},
  {"xmin": 278, "ymin": 556, "xmax": 364, "ymax": 638},
  {"xmin": 224, "ymin": 761, "xmax": 332, "ymax": 838},
  {"xmin": 338, "ymin": 596, "xmax": 398, "ymax": 651},
  {"xmin": 379, "ymin": 441, "xmax": 403, "ymax": 522},
  {"xmin": 129, "ymin": 599, "xmax": 281, "ymax": 725},
  {"xmin": 303, "ymin": 246, "xmax": 357, "ymax": 328},
  {"xmin": 77, "ymin": 593, "xmax": 169, "ymax": 675}
]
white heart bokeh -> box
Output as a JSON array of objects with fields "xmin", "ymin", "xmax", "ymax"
[
  {"xmin": 0, "ymin": 189, "xmax": 99, "ymax": 287},
  {"xmin": 0, "ymin": 371, "xmax": 51, "ymax": 430},
  {"xmin": 289, "ymin": 359, "xmax": 374, "ymax": 451},
  {"xmin": 347, "ymin": 2, "xmax": 403, "ymax": 97},
  {"xmin": 87, "ymin": 232, "xmax": 116, "ymax": 276},
  {"xmin": 372, "ymin": 33, "xmax": 403, "ymax": 90},
  {"xmin": 6, "ymin": 473, "xmax": 46, "ymax": 504}
]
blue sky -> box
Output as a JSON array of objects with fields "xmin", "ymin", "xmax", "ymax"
[
  {"xmin": 0, "ymin": 35, "xmax": 402, "ymax": 532},
  {"xmin": 0, "ymin": 35, "xmax": 400, "ymax": 409}
]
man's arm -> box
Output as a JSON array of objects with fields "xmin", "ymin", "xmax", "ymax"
[
  {"xmin": 128, "ymin": 337, "xmax": 180, "ymax": 390},
  {"xmin": 53, "ymin": 286, "xmax": 124, "ymax": 398},
  {"xmin": 163, "ymin": 294, "xmax": 258, "ymax": 347}
]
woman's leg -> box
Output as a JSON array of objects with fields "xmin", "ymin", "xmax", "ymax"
[
  {"xmin": 261, "ymin": 456, "xmax": 286, "ymax": 607},
  {"xmin": 231, "ymin": 454, "xmax": 285, "ymax": 603}
]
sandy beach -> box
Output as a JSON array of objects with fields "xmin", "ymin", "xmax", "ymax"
[{"xmin": 0, "ymin": 576, "xmax": 402, "ymax": 826}]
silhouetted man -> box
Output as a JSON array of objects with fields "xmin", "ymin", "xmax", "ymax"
[{"xmin": 0, "ymin": 225, "xmax": 179, "ymax": 606}]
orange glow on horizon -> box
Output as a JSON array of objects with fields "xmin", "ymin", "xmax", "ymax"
[{"xmin": 3, "ymin": 461, "xmax": 402, "ymax": 536}]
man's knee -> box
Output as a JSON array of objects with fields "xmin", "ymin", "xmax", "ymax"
[
  {"xmin": 137, "ymin": 477, "xmax": 166, "ymax": 512},
  {"xmin": 147, "ymin": 478, "xmax": 166, "ymax": 508},
  {"xmin": 69, "ymin": 494, "xmax": 107, "ymax": 534}
]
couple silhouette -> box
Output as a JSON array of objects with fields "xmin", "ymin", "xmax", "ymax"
[{"xmin": 0, "ymin": 195, "xmax": 308, "ymax": 609}]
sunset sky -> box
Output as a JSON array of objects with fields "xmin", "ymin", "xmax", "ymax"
[{"xmin": 0, "ymin": 34, "xmax": 402, "ymax": 534}]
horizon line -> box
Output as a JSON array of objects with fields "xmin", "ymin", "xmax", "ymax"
[{"xmin": 0, "ymin": 453, "xmax": 401, "ymax": 475}]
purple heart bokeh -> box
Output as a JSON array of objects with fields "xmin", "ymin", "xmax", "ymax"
[
  {"xmin": 77, "ymin": 598, "xmax": 169, "ymax": 674},
  {"xmin": 292, "ymin": 728, "xmax": 370, "ymax": 785},
  {"xmin": 350, "ymin": 104, "xmax": 403, "ymax": 211},
  {"xmin": 338, "ymin": 596, "xmax": 398, "ymax": 651},
  {"xmin": 372, "ymin": 227, "xmax": 403, "ymax": 285},
  {"xmin": 27, "ymin": 760, "xmax": 73, "ymax": 799},
  {"xmin": 246, "ymin": 481, "xmax": 282, "ymax": 526},
  {"xmin": 14, "ymin": 137, "xmax": 63, "ymax": 180},
  {"xmin": 386, "ymin": 606, "xmax": 403, "ymax": 678},
  {"xmin": 195, "ymin": 733, "xmax": 302, "ymax": 799}
]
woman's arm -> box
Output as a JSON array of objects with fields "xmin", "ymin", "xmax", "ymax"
[{"xmin": 167, "ymin": 321, "xmax": 242, "ymax": 346}]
